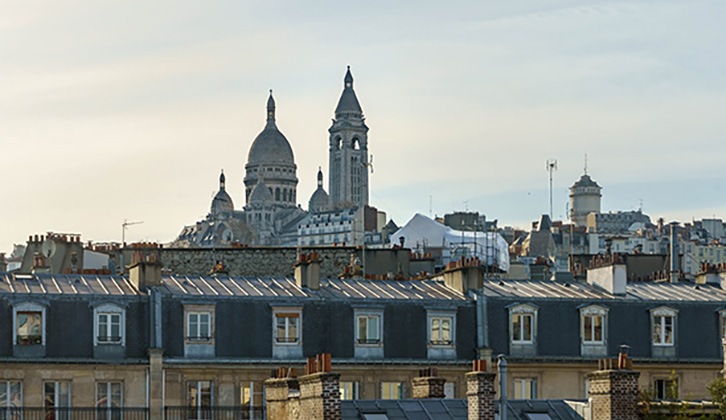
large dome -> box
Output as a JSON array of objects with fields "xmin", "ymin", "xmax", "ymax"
[{"xmin": 247, "ymin": 92, "xmax": 295, "ymax": 165}]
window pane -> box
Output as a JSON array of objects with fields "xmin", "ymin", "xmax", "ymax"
[
  {"xmin": 513, "ymin": 315, "xmax": 522, "ymax": 341},
  {"xmin": 200, "ymin": 314, "xmax": 210, "ymax": 338},
  {"xmin": 276, "ymin": 317, "xmax": 286, "ymax": 341},
  {"xmin": 523, "ymin": 315, "xmax": 532, "ymax": 341},
  {"xmin": 584, "ymin": 316, "xmax": 592, "ymax": 341},
  {"xmin": 358, "ymin": 317, "xmax": 367, "ymax": 340},
  {"xmin": 189, "ymin": 314, "xmax": 198, "ymax": 337},
  {"xmin": 44, "ymin": 382, "xmax": 55, "ymax": 408},
  {"xmin": 368, "ymin": 317, "xmax": 379, "ymax": 340},
  {"xmin": 288, "ymin": 317, "xmax": 298, "ymax": 340},
  {"xmin": 99, "ymin": 314, "xmax": 108, "ymax": 339},
  {"xmin": 17, "ymin": 312, "xmax": 42, "ymax": 344},
  {"xmin": 97, "ymin": 383, "xmax": 108, "ymax": 407},
  {"xmin": 593, "ymin": 316, "xmax": 603, "ymax": 342},
  {"xmin": 664, "ymin": 317, "xmax": 673, "ymax": 344},
  {"xmin": 431, "ymin": 318, "xmax": 440, "ymax": 341},
  {"xmin": 240, "ymin": 383, "xmax": 251, "ymax": 406},
  {"xmin": 442, "ymin": 319, "xmax": 451, "ymax": 342}
]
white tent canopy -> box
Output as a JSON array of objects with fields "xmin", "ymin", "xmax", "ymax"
[{"xmin": 391, "ymin": 213, "xmax": 510, "ymax": 272}]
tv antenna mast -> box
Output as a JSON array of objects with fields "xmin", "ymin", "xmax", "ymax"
[
  {"xmin": 122, "ymin": 219, "xmax": 144, "ymax": 245},
  {"xmin": 546, "ymin": 159, "xmax": 558, "ymax": 220}
]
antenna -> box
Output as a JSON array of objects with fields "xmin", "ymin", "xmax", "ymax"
[
  {"xmin": 546, "ymin": 159, "xmax": 558, "ymax": 220},
  {"xmin": 584, "ymin": 153, "xmax": 588, "ymax": 175},
  {"xmin": 122, "ymin": 219, "xmax": 144, "ymax": 245}
]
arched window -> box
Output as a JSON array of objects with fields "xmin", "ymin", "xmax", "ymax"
[
  {"xmin": 352, "ymin": 138, "xmax": 360, "ymax": 150},
  {"xmin": 334, "ymin": 137, "xmax": 342, "ymax": 150},
  {"xmin": 275, "ymin": 188, "xmax": 281, "ymax": 201},
  {"xmin": 283, "ymin": 189, "xmax": 288, "ymax": 202}
]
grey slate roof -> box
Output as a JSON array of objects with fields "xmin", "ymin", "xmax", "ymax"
[
  {"xmin": 341, "ymin": 399, "xmax": 584, "ymax": 420},
  {"xmin": 479, "ymin": 278, "xmax": 726, "ymax": 302},
  {"xmin": 0, "ymin": 273, "xmax": 466, "ymax": 302}
]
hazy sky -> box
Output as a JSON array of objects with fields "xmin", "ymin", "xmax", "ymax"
[{"xmin": 1, "ymin": 0, "xmax": 725, "ymax": 252}]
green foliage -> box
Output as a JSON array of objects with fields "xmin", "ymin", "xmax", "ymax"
[{"xmin": 707, "ymin": 377, "xmax": 726, "ymax": 420}]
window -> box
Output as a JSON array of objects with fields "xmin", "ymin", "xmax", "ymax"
[
  {"xmin": 93, "ymin": 302, "xmax": 126, "ymax": 346},
  {"xmin": 187, "ymin": 381, "xmax": 213, "ymax": 420},
  {"xmin": 240, "ymin": 381, "xmax": 264, "ymax": 419},
  {"xmin": 513, "ymin": 378, "xmax": 537, "ymax": 399},
  {"xmin": 509, "ymin": 304, "xmax": 537, "ymax": 345},
  {"xmin": 45, "ymin": 382, "xmax": 71, "ymax": 420},
  {"xmin": 275, "ymin": 313, "xmax": 299, "ymax": 344},
  {"xmin": 187, "ymin": 312, "xmax": 212, "ymax": 341},
  {"xmin": 96, "ymin": 382, "xmax": 122, "ymax": 420},
  {"xmin": 651, "ymin": 307, "xmax": 676, "ymax": 346},
  {"xmin": 580, "ymin": 305, "xmax": 608, "ymax": 346},
  {"xmin": 654, "ymin": 378, "xmax": 678, "ymax": 400},
  {"xmin": 0, "ymin": 381, "xmax": 22, "ymax": 409},
  {"xmin": 357, "ymin": 314, "xmax": 380, "ymax": 344},
  {"xmin": 429, "ymin": 316, "xmax": 453, "ymax": 345},
  {"xmin": 16, "ymin": 311, "xmax": 42, "ymax": 345},
  {"xmin": 340, "ymin": 382, "xmax": 359, "ymax": 400},
  {"xmin": 380, "ymin": 382, "xmax": 404, "ymax": 400}
]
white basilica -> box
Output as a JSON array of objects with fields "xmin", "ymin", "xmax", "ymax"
[{"xmin": 172, "ymin": 67, "xmax": 372, "ymax": 247}]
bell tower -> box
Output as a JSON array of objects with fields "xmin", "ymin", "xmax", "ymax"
[{"xmin": 328, "ymin": 66, "xmax": 369, "ymax": 209}]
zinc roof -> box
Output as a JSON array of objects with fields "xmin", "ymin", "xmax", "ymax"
[
  {"xmin": 480, "ymin": 278, "xmax": 726, "ymax": 302},
  {"xmin": 0, "ymin": 273, "xmax": 466, "ymax": 302}
]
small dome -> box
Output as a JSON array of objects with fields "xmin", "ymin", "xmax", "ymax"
[
  {"xmin": 249, "ymin": 178, "xmax": 273, "ymax": 204},
  {"xmin": 309, "ymin": 168, "xmax": 330, "ymax": 212},
  {"xmin": 211, "ymin": 190, "xmax": 234, "ymax": 214},
  {"xmin": 247, "ymin": 91, "xmax": 295, "ymax": 165},
  {"xmin": 572, "ymin": 174, "xmax": 600, "ymax": 189},
  {"xmin": 210, "ymin": 170, "xmax": 234, "ymax": 214},
  {"xmin": 309, "ymin": 188, "xmax": 330, "ymax": 213}
]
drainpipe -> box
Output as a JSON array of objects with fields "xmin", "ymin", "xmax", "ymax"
[
  {"xmin": 669, "ymin": 223, "xmax": 679, "ymax": 283},
  {"xmin": 498, "ymin": 355, "xmax": 507, "ymax": 420}
]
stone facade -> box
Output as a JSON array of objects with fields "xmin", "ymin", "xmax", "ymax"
[
  {"xmin": 466, "ymin": 371, "xmax": 496, "ymax": 420},
  {"xmin": 587, "ymin": 370, "xmax": 640, "ymax": 420}
]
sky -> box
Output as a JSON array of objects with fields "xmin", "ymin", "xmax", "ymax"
[{"xmin": 1, "ymin": 0, "xmax": 725, "ymax": 253}]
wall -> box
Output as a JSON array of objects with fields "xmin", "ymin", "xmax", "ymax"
[{"xmin": 118, "ymin": 247, "xmax": 411, "ymax": 279}]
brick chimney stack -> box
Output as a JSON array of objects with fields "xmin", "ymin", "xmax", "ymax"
[
  {"xmin": 444, "ymin": 257, "xmax": 484, "ymax": 294},
  {"xmin": 129, "ymin": 252, "xmax": 163, "ymax": 289},
  {"xmin": 298, "ymin": 353, "xmax": 341, "ymax": 420},
  {"xmin": 587, "ymin": 345, "xmax": 640, "ymax": 420},
  {"xmin": 412, "ymin": 367, "xmax": 446, "ymax": 399},
  {"xmin": 466, "ymin": 360, "xmax": 496, "ymax": 420}
]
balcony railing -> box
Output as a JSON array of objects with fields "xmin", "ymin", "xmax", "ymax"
[
  {"xmin": 165, "ymin": 406, "xmax": 264, "ymax": 420},
  {"xmin": 0, "ymin": 407, "xmax": 148, "ymax": 420},
  {"xmin": 0, "ymin": 407, "xmax": 264, "ymax": 420}
]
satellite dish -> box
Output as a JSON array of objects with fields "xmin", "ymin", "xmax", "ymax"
[{"xmin": 41, "ymin": 239, "xmax": 57, "ymax": 258}]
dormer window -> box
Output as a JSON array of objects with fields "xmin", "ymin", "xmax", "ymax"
[
  {"xmin": 12, "ymin": 300, "xmax": 47, "ymax": 357},
  {"xmin": 579, "ymin": 304, "xmax": 608, "ymax": 357},
  {"xmin": 508, "ymin": 303, "xmax": 538, "ymax": 356},
  {"xmin": 650, "ymin": 306, "xmax": 678, "ymax": 358}
]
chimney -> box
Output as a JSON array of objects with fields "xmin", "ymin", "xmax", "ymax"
[
  {"xmin": 586, "ymin": 254, "xmax": 626, "ymax": 295},
  {"xmin": 586, "ymin": 345, "xmax": 640, "ymax": 420},
  {"xmin": 669, "ymin": 223, "xmax": 679, "ymax": 283},
  {"xmin": 0, "ymin": 253, "xmax": 6, "ymax": 272},
  {"xmin": 295, "ymin": 253, "xmax": 321, "ymax": 290},
  {"xmin": 264, "ymin": 368, "xmax": 299, "ymax": 420},
  {"xmin": 444, "ymin": 257, "xmax": 483, "ymax": 294},
  {"xmin": 498, "ymin": 356, "xmax": 507, "ymax": 420},
  {"xmin": 467, "ymin": 359, "xmax": 496, "ymax": 420},
  {"xmin": 298, "ymin": 353, "xmax": 341, "ymax": 420},
  {"xmin": 412, "ymin": 367, "xmax": 446, "ymax": 399},
  {"xmin": 129, "ymin": 253, "xmax": 163, "ymax": 289}
]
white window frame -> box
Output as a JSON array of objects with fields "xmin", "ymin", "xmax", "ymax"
[
  {"xmin": 651, "ymin": 306, "xmax": 677, "ymax": 347},
  {"xmin": 380, "ymin": 382, "xmax": 404, "ymax": 400},
  {"xmin": 12, "ymin": 301, "xmax": 47, "ymax": 346},
  {"xmin": 44, "ymin": 381, "xmax": 71, "ymax": 420},
  {"xmin": 187, "ymin": 380, "xmax": 213, "ymax": 420},
  {"xmin": 187, "ymin": 312, "xmax": 212, "ymax": 341},
  {"xmin": 183, "ymin": 304, "xmax": 215, "ymax": 344},
  {"xmin": 427, "ymin": 311, "xmax": 456, "ymax": 347},
  {"xmin": 0, "ymin": 381, "xmax": 22, "ymax": 408},
  {"xmin": 355, "ymin": 310, "xmax": 383, "ymax": 346},
  {"xmin": 93, "ymin": 303, "xmax": 126, "ymax": 346},
  {"xmin": 272, "ymin": 307, "xmax": 302, "ymax": 346},
  {"xmin": 508, "ymin": 304, "xmax": 537, "ymax": 345},
  {"xmin": 513, "ymin": 378, "xmax": 537, "ymax": 399},
  {"xmin": 579, "ymin": 305, "xmax": 608, "ymax": 346},
  {"xmin": 340, "ymin": 381, "xmax": 359, "ymax": 400}
]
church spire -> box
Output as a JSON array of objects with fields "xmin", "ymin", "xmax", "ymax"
[
  {"xmin": 219, "ymin": 169, "xmax": 226, "ymax": 190},
  {"xmin": 344, "ymin": 65, "xmax": 353, "ymax": 89},
  {"xmin": 317, "ymin": 167, "xmax": 323, "ymax": 188},
  {"xmin": 267, "ymin": 89, "xmax": 275, "ymax": 121}
]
